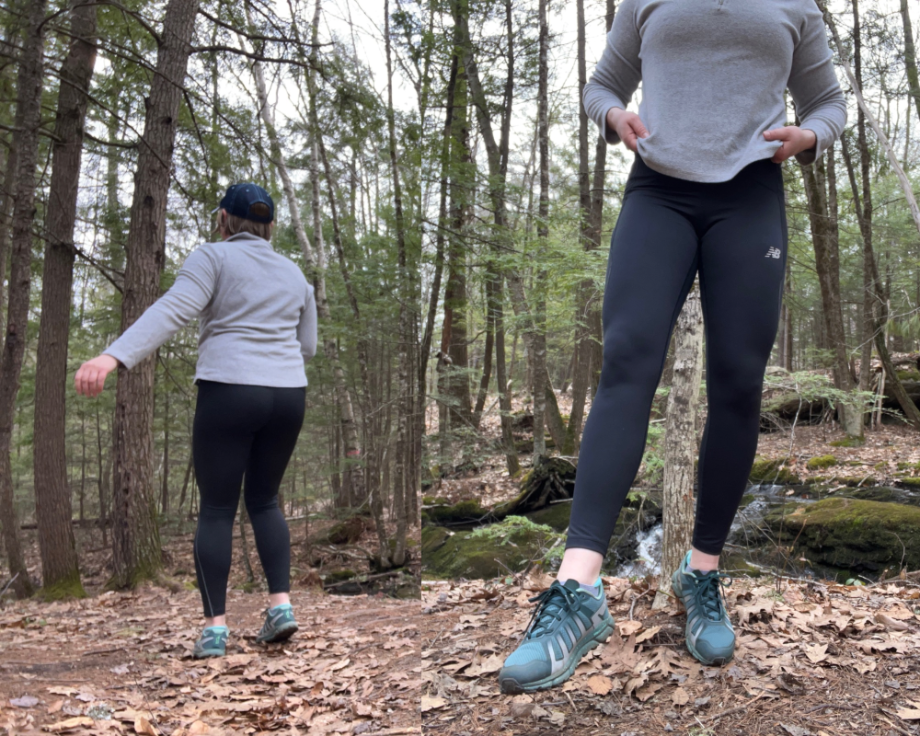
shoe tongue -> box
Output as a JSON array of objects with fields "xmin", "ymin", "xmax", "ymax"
[{"xmin": 562, "ymin": 579, "xmax": 581, "ymax": 592}]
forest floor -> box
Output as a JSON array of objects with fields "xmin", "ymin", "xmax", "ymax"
[
  {"xmin": 1, "ymin": 521, "xmax": 422, "ymax": 736},
  {"xmin": 422, "ymin": 391, "xmax": 920, "ymax": 735},
  {"xmin": 421, "ymin": 572, "xmax": 920, "ymax": 736}
]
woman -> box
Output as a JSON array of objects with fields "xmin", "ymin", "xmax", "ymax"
[
  {"xmin": 499, "ymin": 0, "xmax": 846, "ymax": 693},
  {"xmin": 76, "ymin": 183, "xmax": 318, "ymax": 658}
]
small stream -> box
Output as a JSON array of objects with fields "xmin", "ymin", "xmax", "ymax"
[{"xmin": 612, "ymin": 483, "xmax": 812, "ymax": 579}]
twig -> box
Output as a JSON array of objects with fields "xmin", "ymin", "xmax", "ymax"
[
  {"xmin": 0, "ymin": 573, "xmax": 19, "ymax": 598},
  {"xmin": 628, "ymin": 589, "xmax": 653, "ymax": 620},
  {"xmin": 322, "ymin": 570, "xmax": 405, "ymax": 589}
]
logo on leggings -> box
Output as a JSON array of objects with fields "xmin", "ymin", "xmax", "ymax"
[{"xmin": 764, "ymin": 247, "xmax": 782, "ymax": 259}]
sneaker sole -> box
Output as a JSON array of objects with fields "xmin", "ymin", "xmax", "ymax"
[
  {"xmin": 193, "ymin": 648, "xmax": 225, "ymax": 659},
  {"xmin": 498, "ymin": 614, "xmax": 615, "ymax": 694},
  {"xmin": 671, "ymin": 571, "xmax": 734, "ymax": 667},
  {"xmin": 257, "ymin": 621, "xmax": 299, "ymax": 644}
]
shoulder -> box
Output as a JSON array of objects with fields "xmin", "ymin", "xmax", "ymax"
[{"xmin": 181, "ymin": 242, "xmax": 223, "ymax": 271}]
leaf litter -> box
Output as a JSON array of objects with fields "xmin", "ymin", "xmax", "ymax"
[
  {"xmin": 0, "ymin": 587, "xmax": 421, "ymax": 736},
  {"xmin": 421, "ymin": 572, "xmax": 920, "ymax": 734}
]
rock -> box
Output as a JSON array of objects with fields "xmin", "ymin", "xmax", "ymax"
[
  {"xmin": 423, "ymin": 516, "xmax": 562, "ymax": 579},
  {"xmin": 765, "ymin": 497, "xmax": 920, "ymax": 575},
  {"xmin": 421, "ymin": 526, "xmax": 451, "ymax": 557},
  {"xmin": 844, "ymin": 487, "xmax": 920, "ymax": 507},
  {"xmin": 325, "ymin": 515, "xmax": 372, "ymax": 545},
  {"xmin": 749, "ymin": 457, "xmax": 801, "ymax": 485},
  {"xmin": 806, "ymin": 454, "xmax": 838, "ymax": 470}
]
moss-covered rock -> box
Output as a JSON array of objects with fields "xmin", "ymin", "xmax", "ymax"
[
  {"xmin": 526, "ymin": 502, "xmax": 573, "ymax": 532},
  {"xmin": 765, "ymin": 497, "xmax": 920, "ymax": 574},
  {"xmin": 843, "ymin": 486, "xmax": 920, "ymax": 507},
  {"xmin": 896, "ymin": 369, "xmax": 920, "ymax": 382},
  {"xmin": 897, "ymin": 461, "xmax": 920, "ymax": 472},
  {"xmin": 749, "ymin": 457, "xmax": 800, "ymax": 484},
  {"xmin": 898, "ymin": 477, "xmax": 920, "ymax": 489},
  {"xmin": 422, "ymin": 526, "xmax": 451, "ymax": 557},
  {"xmin": 830, "ymin": 436, "xmax": 865, "ymax": 448},
  {"xmin": 423, "ymin": 516, "xmax": 563, "ymax": 579},
  {"xmin": 806, "ymin": 455, "xmax": 838, "ymax": 470},
  {"xmin": 323, "ymin": 568, "xmax": 357, "ymax": 584}
]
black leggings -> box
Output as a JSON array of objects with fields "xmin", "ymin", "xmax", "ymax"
[
  {"xmin": 193, "ymin": 380, "xmax": 305, "ymax": 617},
  {"xmin": 567, "ymin": 155, "xmax": 787, "ymax": 557}
]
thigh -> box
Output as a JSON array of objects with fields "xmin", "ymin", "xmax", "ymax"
[
  {"xmin": 698, "ymin": 185, "xmax": 787, "ymax": 380},
  {"xmin": 194, "ymin": 382, "xmax": 269, "ymax": 512},
  {"xmin": 244, "ymin": 387, "xmax": 306, "ymax": 507},
  {"xmin": 599, "ymin": 187, "xmax": 700, "ymax": 386}
]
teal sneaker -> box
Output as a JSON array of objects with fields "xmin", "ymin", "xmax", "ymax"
[
  {"xmin": 498, "ymin": 579, "xmax": 614, "ymax": 694},
  {"xmin": 193, "ymin": 626, "xmax": 228, "ymax": 658},
  {"xmin": 256, "ymin": 603, "xmax": 298, "ymax": 644},
  {"xmin": 671, "ymin": 551, "xmax": 735, "ymax": 665}
]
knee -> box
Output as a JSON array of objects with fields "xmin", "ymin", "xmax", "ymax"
[
  {"xmin": 707, "ymin": 361, "xmax": 765, "ymax": 415},
  {"xmin": 245, "ymin": 495, "xmax": 279, "ymax": 517},
  {"xmin": 599, "ymin": 327, "xmax": 665, "ymax": 391}
]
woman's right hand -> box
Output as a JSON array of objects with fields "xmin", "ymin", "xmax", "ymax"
[
  {"xmin": 606, "ymin": 107, "xmax": 649, "ymax": 152},
  {"xmin": 75, "ymin": 354, "xmax": 120, "ymax": 398}
]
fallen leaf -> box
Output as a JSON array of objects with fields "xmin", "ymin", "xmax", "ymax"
[
  {"xmin": 876, "ymin": 613, "xmax": 909, "ymax": 631},
  {"xmin": 805, "ymin": 643, "xmax": 828, "ymax": 664},
  {"xmin": 46, "ymin": 717, "xmax": 94, "ymax": 733},
  {"xmin": 420, "ymin": 696, "xmax": 447, "ymax": 712},
  {"xmin": 635, "ymin": 625, "xmax": 661, "ymax": 643},
  {"xmin": 780, "ymin": 725, "xmax": 811, "ymax": 736},
  {"xmin": 617, "ymin": 620, "xmax": 643, "ymax": 637},
  {"xmin": 10, "ymin": 695, "xmax": 39, "ymax": 708},
  {"xmin": 898, "ymin": 708, "xmax": 920, "ymax": 721},
  {"xmin": 134, "ymin": 715, "xmax": 158, "ymax": 736},
  {"xmin": 672, "ymin": 687, "xmax": 689, "ymax": 705},
  {"xmin": 586, "ymin": 675, "xmax": 614, "ymax": 696}
]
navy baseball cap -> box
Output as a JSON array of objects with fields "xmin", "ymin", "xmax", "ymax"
[{"xmin": 213, "ymin": 183, "xmax": 274, "ymax": 223}]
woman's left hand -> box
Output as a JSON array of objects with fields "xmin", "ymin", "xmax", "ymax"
[{"xmin": 763, "ymin": 126, "xmax": 817, "ymax": 163}]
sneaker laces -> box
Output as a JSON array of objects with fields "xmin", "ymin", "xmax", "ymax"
[
  {"xmin": 693, "ymin": 572, "xmax": 733, "ymax": 621},
  {"xmin": 524, "ymin": 582, "xmax": 581, "ymax": 640}
]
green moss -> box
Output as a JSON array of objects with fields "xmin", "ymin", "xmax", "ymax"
[
  {"xmin": 806, "ymin": 455, "xmax": 838, "ymax": 470},
  {"xmin": 749, "ymin": 457, "xmax": 800, "ymax": 484},
  {"xmin": 323, "ymin": 568, "xmax": 357, "ymax": 584},
  {"xmin": 36, "ymin": 574, "xmax": 86, "ymax": 601},
  {"xmin": 897, "ymin": 462, "xmax": 920, "ymax": 472},
  {"xmin": 899, "ymin": 477, "xmax": 920, "ymax": 489},
  {"xmin": 422, "ymin": 526, "xmax": 451, "ymax": 557},
  {"xmin": 766, "ymin": 497, "xmax": 920, "ymax": 574},
  {"xmin": 739, "ymin": 493, "xmax": 756, "ymax": 509},
  {"xmin": 525, "ymin": 503, "xmax": 572, "ymax": 532},
  {"xmin": 830, "ymin": 437, "xmax": 865, "ymax": 448},
  {"xmin": 896, "ymin": 369, "xmax": 920, "ymax": 382},
  {"xmin": 424, "ymin": 516, "xmax": 562, "ymax": 579},
  {"xmin": 845, "ymin": 487, "xmax": 920, "ymax": 507}
]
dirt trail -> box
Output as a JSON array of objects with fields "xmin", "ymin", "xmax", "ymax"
[
  {"xmin": 1, "ymin": 587, "xmax": 421, "ymax": 735},
  {"xmin": 421, "ymin": 574, "xmax": 920, "ymax": 735}
]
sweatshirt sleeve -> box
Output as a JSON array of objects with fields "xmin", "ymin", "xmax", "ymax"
[
  {"xmin": 104, "ymin": 246, "xmax": 220, "ymax": 370},
  {"xmin": 788, "ymin": 1, "xmax": 847, "ymax": 165},
  {"xmin": 582, "ymin": 0, "xmax": 642, "ymax": 146},
  {"xmin": 297, "ymin": 283, "xmax": 318, "ymax": 363}
]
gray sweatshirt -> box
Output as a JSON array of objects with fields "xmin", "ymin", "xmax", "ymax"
[
  {"xmin": 583, "ymin": 0, "xmax": 847, "ymax": 183},
  {"xmin": 105, "ymin": 233, "xmax": 317, "ymax": 388}
]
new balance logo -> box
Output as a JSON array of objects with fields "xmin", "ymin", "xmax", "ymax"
[{"xmin": 765, "ymin": 247, "xmax": 782, "ymax": 259}]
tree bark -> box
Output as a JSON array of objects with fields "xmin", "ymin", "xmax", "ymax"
[
  {"xmin": 901, "ymin": 0, "xmax": 920, "ymax": 124},
  {"xmin": 653, "ymin": 287, "xmax": 703, "ymax": 610},
  {"xmin": 111, "ymin": 0, "xmax": 199, "ymax": 588},
  {"xmin": 0, "ymin": 0, "xmax": 46, "ymax": 599},
  {"xmin": 33, "ymin": 0, "xmax": 98, "ymax": 598},
  {"xmin": 385, "ymin": 0, "xmax": 409, "ymax": 567},
  {"xmin": 532, "ymin": 0, "xmax": 550, "ymax": 463},
  {"xmin": 799, "ymin": 150, "xmax": 863, "ymax": 438}
]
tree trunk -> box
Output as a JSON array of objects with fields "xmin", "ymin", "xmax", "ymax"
[
  {"xmin": 111, "ymin": 0, "xmax": 199, "ymax": 588},
  {"xmin": 901, "ymin": 0, "xmax": 920, "ymax": 124},
  {"xmin": 160, "ymin": 371, "xmax": 170, "ymax": 515},
  {"xmin": 385, "ymin": 0, "xmax": 409, "ymax": 567},
  {"xmin": 0, "ymin": 0, "xmax": 46, "ymax": 599},
  {"xmin": 653, "ymin": 287, "xmax": 703, "ymax": 610},
  {"xmin": 33, "ymin": 0, "xmax": 97, "ymax": 599},
  {"xmin": 532, "ymin": 0, "xmax": 550, "ymax": 464},
  {"xmin": 799, "ymin": 150, "xmax": 863, "ymax": 438}
]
